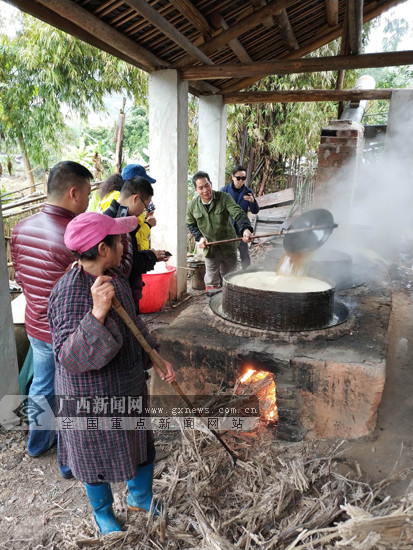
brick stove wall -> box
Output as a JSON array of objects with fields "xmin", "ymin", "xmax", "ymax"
[
  {"xmin": 153, "ymin": 282, "xmax": 390, "ymax": 442},
  {"xmin": 314, "ymin": 119, "xmax": 364, "ymax": 210}
]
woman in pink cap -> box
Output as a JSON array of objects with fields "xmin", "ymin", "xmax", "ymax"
[{"xmin": 48, "ymin": 212, "xmax": 176, "ymax": 534}]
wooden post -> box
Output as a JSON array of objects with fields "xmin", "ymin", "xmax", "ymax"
[
  {"xmin": 247, "ymin": 147, "xmax": 256, "ymax": 185},
  {"xmin": 240, "ymin": 128, "xmax": 247, "ymax": 165},
  {"xmin": 337, "ymin": 1, "xmax": 350, "ymax": 118},
  {"xmin": 114, "ymin": 97, "xmax": 126, "ymax": 174}
]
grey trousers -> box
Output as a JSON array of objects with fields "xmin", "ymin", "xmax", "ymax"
[{"xmin": 204, "ymin": 248, "xmax": 238, "ymax": 286}]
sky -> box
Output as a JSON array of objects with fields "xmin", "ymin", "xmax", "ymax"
[{"xmin": 364, "ymin": 0, "xmax": 413, "ymax": 52}]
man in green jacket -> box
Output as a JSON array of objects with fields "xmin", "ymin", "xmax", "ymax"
[{"xmin": 187, "ymin": 171, "xmax": 253, "ymax": 294}]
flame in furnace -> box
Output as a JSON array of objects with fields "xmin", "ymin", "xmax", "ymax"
[{"xmin": 238, "ymin": 368, "xmax": 278, "ymax": 424}]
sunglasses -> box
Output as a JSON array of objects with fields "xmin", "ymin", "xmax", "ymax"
[{"xmin": 235, "ymin": 176, "xmax": 247, "ymax": 181}]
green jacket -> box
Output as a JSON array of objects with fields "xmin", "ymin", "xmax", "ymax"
[{"xmin": 186, "ymin": 190, "xmax": 253, "ymax": 258}]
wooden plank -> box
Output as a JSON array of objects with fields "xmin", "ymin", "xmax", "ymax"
[
  {"xmin": 256, "ymin": 188, "xmax": 294, "ymax": 208},
  {"xmin": 180, "ymin": 50, "xmax": 413, "ymax": 80},
  {"xmin": 223, "ymin": 88, "xmax": 394, "ymax": 104},
  {"xmin": 254, "ymin": 204, "xmax": 292, "ymax": 220}
]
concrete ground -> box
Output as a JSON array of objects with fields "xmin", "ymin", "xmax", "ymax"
[{"xmin": 344, "ymin": 288, "xmax": 413, "ymax": 495}]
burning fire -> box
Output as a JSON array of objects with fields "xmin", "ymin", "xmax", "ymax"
[{"xmin": 237, "ymin": 368, "xmax": 278, "ymax": 424}]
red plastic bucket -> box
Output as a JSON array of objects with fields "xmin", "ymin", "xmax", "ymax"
[{"xmin": 140, "ymin": 265, "xmax": 176, "ymax": 313}]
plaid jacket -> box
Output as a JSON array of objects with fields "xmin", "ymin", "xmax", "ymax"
[{"xmin": 48, "ymin": 265, "xmax": 155, "ymax": 483}]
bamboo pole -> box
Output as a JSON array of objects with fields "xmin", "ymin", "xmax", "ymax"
[
  {"xmin": 111, "ymin": 297, "xmax": 238, "ymax": 466},
  {"xmin": 114, "ymin": 98, "xmax": 126, "ymax": 174}
]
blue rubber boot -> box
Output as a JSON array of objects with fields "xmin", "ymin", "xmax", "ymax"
[
  {"xmin": 127, "ymin": 462, "xmax": 160, "ymax": 515},
  {"xmin": 84, "ymin": 483, "xmax": 122, "ymax": 534}
]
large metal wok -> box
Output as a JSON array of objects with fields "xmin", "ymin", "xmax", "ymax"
[
  {"xmin": 282, "ymin": 209, "xmax": 336, "ymax": 253},
  {"xmin": 204, "ymin": 208, "xmax": 337, "ymax": 253}
]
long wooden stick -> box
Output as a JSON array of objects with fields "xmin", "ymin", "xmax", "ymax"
[
  {"xmin": 205, "ymin": 231, "xmax": 281, "ymax": 246},
  {"xmin": 111, "ymin": 297, "xmax": 238, "ymax": 466},
  {"xmin": 205, "ymin": 224, "xmax": 337, "ymax": 247}
]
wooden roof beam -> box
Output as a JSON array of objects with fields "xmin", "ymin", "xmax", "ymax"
[
  {"xmin": 325, "ymin": 0, "xmax": 339, "ymax": 26},
  {"xmin": 348, "ymin": 0, "xmax": 363, "ymax": 54},
  {"xmin": 223, "ymin": 88, "xmax": 395, "ymax": 104},
  {"xmin": 123, "ymin": 0, "xmax": 214, "ymax": 65},
  {"xmin": 219, "ymin": 0, "xmax": 407, "ymax": 94},
  {"xmin": 7, "ymin": 0, "xmax": 219, "ymax": 96},
  {"xmin": 247, "ymin": 1, "xmax": 298, "ymax": 52},
  {"xmin": 94, "ymin": 1, "xmax": 124, "ymax": 17},
  {"xmin": 170, "ymin": 0, "xmax": 213, "ymax": 39},
  {"xmin": 181, "ymin": 50, "xmax": 413, "ymax": 80},
  {"xmin": 274, "ymin": 9, "xmax": 299, "ymax": 51},
  {"xmin": 34, "ymin": 0, "xmax": 167, "ymax": 71},
  {"xmin": 173, "ymin": 0, "xmax": 296, "ymax": 69},
  {"xmin": 209, "ymin": 12, "xmax": 252, "ymax": 63},
  {"xmin": 250, "ymin": 0, "xmax": 276, "ymax": 28}
]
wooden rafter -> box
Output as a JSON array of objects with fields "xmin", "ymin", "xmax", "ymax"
[
  {"xmin": 348, "ymin": 0, "xmax": 363, "ymax": 54},
  {"xmin": 222, "ymin": 88, "xmax": 395, "ymax": 104},
  {"xmin": 219, "ymin": 0, "xmax": 407, "ymax": 94},
  {"xmin": 29, "ymin": 0, "xmax": 218, "ymax": 95},
  {"xmin": 325, "ymin": 0, "xmax": 339, "ymax": 26},
  {"xmin": 170, "ymin": 0, "xmax": 213, "ymax": 38},
  {"xmin": 94, "ymin": 0, "xmax": 124, "ymax": 18},
  {"xmin": 336, "ymin": 2, "xmax": 351, "ymax": 117},
  {"xmin": 34, "ymin": 0, "xmax": 166, "ymax": 71},
  {"xmin": 6, "ymin": 0, "xmax": 152, "ymax": 69},
  {"xmin": 250, "ymin": 0, "xmax": 276, "ymax": 28},
  {"xmin": 5, "ymin": 0, "xmax": 409, "ymax": 99},
  {"xmin": 173, "ymin": 0, "xmax": 296, "ymax": 68},
  {"xmin": 209, "ymin": 12, "xmax": 252, "ymax": 63},
  {"xmin": 274, "ymin": 9, "xmax": 299, "ymax": 51},
  {"xmin": 109, "ymin": 8, "xmax": 136, "ymax": 27},
  {"xmin": 180, "ymin": 50, "xmax": 413, "ymax": 80},
  {"xmin": 122, "ymin": 0, "xmax": 214, "ymax": 65}
]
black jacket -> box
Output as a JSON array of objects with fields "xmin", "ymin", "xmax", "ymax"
[{"xmin": 104, "ymin": 200, "xmax": 157, "ymax": 307}]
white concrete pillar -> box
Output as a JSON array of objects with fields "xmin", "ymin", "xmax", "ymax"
[
  {"xmin": 148, "ymin": 69, "xmax": 188, "ymax": 300},
  {"xmin": 198, "ymin": 95, "xmax": 227, "ymax": 189},
  {"xmin": 0, "ymin": 201, "xmax": 20, "ymax": 427},
  {"xmin": 383, "ymin": 90, "xmax": 413, "ymax": 245}
]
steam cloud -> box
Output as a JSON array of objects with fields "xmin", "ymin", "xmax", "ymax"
[{"xmin": 317, "ymin": 90, "xmax": 413, "ymax": 278}]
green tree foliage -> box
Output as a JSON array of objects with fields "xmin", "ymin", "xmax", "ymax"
[
  {"xmin": 187, "ymin": 96, "xmax": 199, "ymax": 174},
  {"xmin": 123, "ymin": 106, "xmax": 150, "ymax": 162},
  {"xmin": 361, "ymin": 17, "xmax": 412, "ymax": 125},
  {"xmin": 81, "ymin": 105, "xmax": 150, "ymax": 170},
  {"xmin": 226, "ymin": 43, "xmax": 353, "ymax": 193},
  {"xmin": 0, "ymin": 12, "xmax": 146, "ymax": 180}
]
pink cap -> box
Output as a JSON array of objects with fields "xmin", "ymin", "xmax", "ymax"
[{"xmin": 64, "ymin": 212, "xmax": 138, "ymax": 254}]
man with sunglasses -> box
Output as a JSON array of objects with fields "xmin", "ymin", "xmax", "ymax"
[
  {"xmin": 220, "ymin": 165, "xmax": 260, "ymax": 269},
  {"xmin": 103, "ymin": 176, "xmax": 169, "ymax": 311}
]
